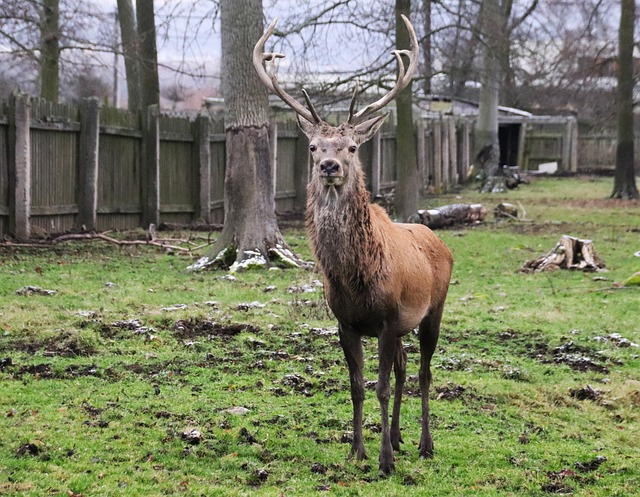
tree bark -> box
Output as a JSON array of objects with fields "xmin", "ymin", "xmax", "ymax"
[
  {"xmin": 117, "ymin": 0, "xmax": 142, "ymax": 115},
  {"xmin": 417, "ymin": 204, "xmax": 487, "ymax": 229},
  {"xmin": 136, "ymin": 0, "xmax": 160, "ymax": 111},
  {"xmin": 191, "ymin": 0, "xmax": 299, "ymax": 271},
  {"xmin": 421, "ymin": 0, "xmax": 432, "ymax": 96},
  {"xmin": 474, "ymin": 0, "xmax": 506, "ymax": 193},
  {"xmin": 394, "ymin": 0, "xmax": 419, "ymax": 221},
  {"xmin": 611, "ymin": 0, "xmax": 639, "ymax": 199},
  {"xmin": 39, "ymin": 0, "xmax": 60, "ymax": 102}
]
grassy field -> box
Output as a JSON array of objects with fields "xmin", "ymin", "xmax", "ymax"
[{"xmin": 0, "ymin": 176, "xmax": 639, "ymax": 496}]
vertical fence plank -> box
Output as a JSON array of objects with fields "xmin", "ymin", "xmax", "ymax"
[
  {"xmin": 9, "ymin": 93, "xmax": 31, "ymax": 240},
  {"xmin": 371, "ymin": 130, "xmax": 381, "ymax": 197},
  {"xmin": 460, "ymin": 118, "xmax": 470, "ymax": 182},
  {"xmin": 416, "ymin": 119, "xmax": 426, "ymax": 193},
  {"xmin": 143, "ymin": 105, "xmax": 160, "ymax": 227},
  {"xmin": 441, "ymin": 117, "xmax": 450, "ymax": 190},
  {"xmin": 433, "ymin": 118, "xmax": 442, "ymax": 193},
  {"xmin": 569, "ymin": 117, "xmax": 578, "ymax": 172},
  {"xmin": 77, "ymin": 97, "xmax": 101, "ymax": 230},
  {"xmin": 269, "ymin": 118, "xmax": 278, "ymax": 198},
  {"xmin": 196, "ymin": 114, "xmax": 211, "ymax": 222},
  {"xmin": 294, "ymin": 126, "xmax": 309, "ymax": 210},
  {"xmin": 448, "ymin": 117, "xmax": 457, "ymax": 185}
]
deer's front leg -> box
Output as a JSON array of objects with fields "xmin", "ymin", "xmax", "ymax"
[{"xmin": 338, "ymin": 324, "xmax": 366, "ymax": 461}]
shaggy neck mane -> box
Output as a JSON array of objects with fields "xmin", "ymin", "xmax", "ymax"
[{"xmin": 306, "ymin": 167, "xmax": 386, "ymax": 299}]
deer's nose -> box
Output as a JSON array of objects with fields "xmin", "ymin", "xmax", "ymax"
[{"xmin": 320, "ymin": 160, "xmax": 341, "ymax": 176}]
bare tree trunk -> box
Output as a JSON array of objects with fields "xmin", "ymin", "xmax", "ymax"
[
  {"xmin": 117, "ymin": 0, "xmax": 142, "ymax": 115},
  {"xmin": 611, "ymin": 0, "xmax": 639, "ymax": 199},
  {"xmin": 191, "ymin": 0, "xmax": 299, "ymax": 271},
  {"xmin": 136, "ymin": 0, "xmax": 159, "ymax": 110},
  {"xmin": 421, "ymin": 0, "xmax": 432, "ymax": 96},
  {"xmin": 394, "ymin": 0, "xmax": 419, "ymax": 221},
  {"xmin": 39, "ymin": 0, "xmax": 59, "ymax": 102},
  {"xmin": 474, "ymin": 0, "xmax": 505, "ymax": 193}
]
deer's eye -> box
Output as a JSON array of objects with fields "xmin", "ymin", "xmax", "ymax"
[
  {"xmin": 348, "ymin": 145, "xmax": 357, "ymax": 153},
  {"xmin": 309, "ymin": 144, "xmax": 317, "ymax": 152}
]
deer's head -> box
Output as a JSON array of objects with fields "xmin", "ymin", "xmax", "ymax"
[{"xmin": 253, "ymin": 15, "xmax": 419, "ymax": 191}]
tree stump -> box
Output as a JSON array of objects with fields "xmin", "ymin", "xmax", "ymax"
[
  {"xmin": 494, "ymin": 202, "xmax": 519, "ymax": 220},
  {"xmin": 521, "ymin": 236, "xmax": 606, "ymax": 273}
]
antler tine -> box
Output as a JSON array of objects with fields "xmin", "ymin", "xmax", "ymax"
[
  {"xmin": 252, "ymin": 18, "xmax": 320, "ymax": 124},
  {"xmin": 350, "ymin": 14, "xmax": 419, "ymax": 125},
  {"xmin": 301, "ymin": 89, "xmax": 323, "ymax": 123},
  {"xmin": 347, "ymin": 81, "xmax": 359, "ymax": 124}
]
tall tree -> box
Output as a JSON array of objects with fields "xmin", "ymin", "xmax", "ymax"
[
  {"xmin": 474, "ymin": 0, "xmax": 506, "ymax": 192},
  {"xmin": 136, "ymin": 0, "xmax": 160, "ymax": 110},
  {"xmin": 191, "ymin": 0, "xmax": 298, "ymax": 271},
  {"xmin": 422, "ymin": 0, "xmax": 432, "ymax": 96},
  {"xmin": 394, "ymin": 0, "xmax": 419, "ymax": 220},
  {"xmin": 117, "ymin": 0, "xmax": 142, "ymax": 114},
  {"xmin": 39, "ymin": 0, "xmax": 60, "ymax": 101},
  {"xmin": 611, "ymin": 0, "xmax": 639, "ymax": 199}
]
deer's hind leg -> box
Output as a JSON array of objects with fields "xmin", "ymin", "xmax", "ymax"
[
  {"xmin": 418, "ymin": 304, "xmax": 444, "ymax": 459},
  {"xmin": 390, "ymin": 336, "xmax": 406, "ymax": 451}
]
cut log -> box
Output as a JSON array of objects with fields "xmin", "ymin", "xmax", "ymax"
[
  {"xmin": 521, "ymin": 235, "xmax": 606, "ymax": 273},
  {"xmin": 415, "ymin": 204, "xmax": 487, "ymax": 229}
]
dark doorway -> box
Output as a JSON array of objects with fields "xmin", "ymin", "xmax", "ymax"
[{"xmin": 499, "ymin": 123, "xmax": 520, "ymax": 167}]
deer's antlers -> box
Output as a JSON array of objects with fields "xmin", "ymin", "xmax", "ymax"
[
  {"xmin": 253, "ymin": 15, "xmax": 419, "ymax": 126},
  {"xmin": 252, "ymin": 18, "xmax": 322, "ymax": 124},
  {"xmin": 348, "ymin": 14, "xmax": 419, "ymax": 125}
]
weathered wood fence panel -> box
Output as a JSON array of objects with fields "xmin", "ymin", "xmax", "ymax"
[
  {"xmin": 577, "ymin": 133, "xmax": 640, "ymax": 172},
  {"xmin": 1, "ymin": 95, "xmax": 595, "ymax": 238},
  {"xmin": 159, "ymin": 114, "xmax": 197, "ymax": 224},
  {"xmin": 0, "ymin": 102, "xmax": 9, "ymax": 236}
]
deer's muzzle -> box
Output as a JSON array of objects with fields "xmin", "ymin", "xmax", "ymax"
[{"xmin": 320, "ymin": 159, "xmax": 344, "ymax": 185}]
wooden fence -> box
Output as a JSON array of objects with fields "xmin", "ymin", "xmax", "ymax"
[
  {"xmin": 0, "ymin": 96, "xmax": 475, "ymax": 239},
  {"xmin": 1, "ymin": 94, "xmax": 610, "ymax": 240}
]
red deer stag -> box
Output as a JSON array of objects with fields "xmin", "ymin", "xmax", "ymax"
[{"xmin": 253, "ymin": 15, "xmax": 453, "ymax": 474}]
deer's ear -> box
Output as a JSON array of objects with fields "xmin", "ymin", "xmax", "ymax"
[
  {"xmin": 353, "ymin": 113, "xmax": 388, "ymax": 144},
  {"xmin": 296, "ymin": 114, "xmax": 317, "ymax": 138}
]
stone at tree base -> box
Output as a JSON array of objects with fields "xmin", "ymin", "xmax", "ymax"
[{"xmin": 521, "ymin": 235, "xmax": 606, "ymax": 273}]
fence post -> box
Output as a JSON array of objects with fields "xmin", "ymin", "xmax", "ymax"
[
  {"xmin": 143, "ymin": 104, "xmax": 160, "ymax": 227},
  {"xmin": 269, "ymin": 117, "xmax": 278, "ymax": 198},
  {"xmin": 294, "ymin": 126, "xmax": 309, "ymax": 210},
  {"xmin": 77, "ymin": 97, "xmax": 101, "ymax": 230},
  {"xmin": 517, "ymin": 118, "xmax": 528, "ymax": 170},
  {"xmin": 441, "ymin": 117, "xmax": 450, "ymax": 191},
  {"xmin": 371, "ymin": 130, "xmax": 381, "ymax": 197},
  {"xmin": 568, "ymin": 117, "xmax": 578, "ymax": 172},
  {"xmin": 448, "ymin": 116, "xmax": 458, "ymax": 184},
  {"xmin": 460, "ymin": 118, "xmax": 470, "ymax": 181},
  {"xmin": 196, "ymin": 114, "xmax": 211, "ymax": 223},
  {"xmin": 8, "ymin": 92, "xmax": 31, "ymax": 240},
  {"xmin": 433, "ymin": 117, "xmax": 442, "ymax": 194},
  {"xmin": 416, "ymin": 118, "xmax": 426, "ymax": 194}
]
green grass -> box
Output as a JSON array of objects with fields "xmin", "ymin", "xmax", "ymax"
[{"xmin": 1, "ymin": 176, "xmax": 639, "ymax": 496}]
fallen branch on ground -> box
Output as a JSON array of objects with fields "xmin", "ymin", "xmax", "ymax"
[{"xmin": 1, "ymin": 230, "xmax": 211, "ymax": 253}]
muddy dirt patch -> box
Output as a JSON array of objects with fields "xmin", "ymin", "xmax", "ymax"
[{"xmin": 173, "ymin": 319, "xmax": 259, "ymax": 341}]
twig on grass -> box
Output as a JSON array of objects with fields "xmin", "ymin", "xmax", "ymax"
[{"xmin": 1, "ymin": 231, "xmax": 211, "ymax": 254}]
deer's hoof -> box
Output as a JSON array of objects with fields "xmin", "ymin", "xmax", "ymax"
[
  {"xmin": 419, "ymin": 448, "xmax": 434, "ymax": 459},
  {"xmin": 378, "ymin": 461, "xmax": 395, "ymax": 475},
  {"xmin": 349, "ymin": 447, "xmax": 367, "ymax": 461}
]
